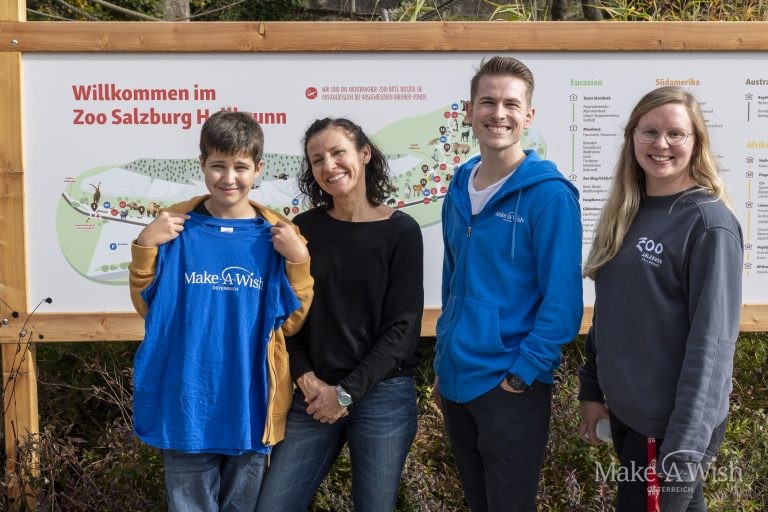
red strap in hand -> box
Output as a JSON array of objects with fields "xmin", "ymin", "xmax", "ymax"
[{"xmin": 647, "ymin": 437, "xmax": 661, "ymax": 512}]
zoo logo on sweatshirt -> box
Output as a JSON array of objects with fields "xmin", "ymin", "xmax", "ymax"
[{"xmin": 635, "ymin": 236, "xmax": 664, "ymax": 268}]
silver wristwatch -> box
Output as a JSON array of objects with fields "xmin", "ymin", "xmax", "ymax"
[{"xmin": 336, "ymin": 385, "xmax": 353, "ymax": 407}]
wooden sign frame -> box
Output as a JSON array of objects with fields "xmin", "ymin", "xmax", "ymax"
[{"xmin": 2, "ymin": 20, "xmax": 768, "ymax": 345}]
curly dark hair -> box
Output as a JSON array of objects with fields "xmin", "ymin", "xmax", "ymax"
[{"xmin": 297, "ymin": 118, "xmax": 395, "ymax": 209}]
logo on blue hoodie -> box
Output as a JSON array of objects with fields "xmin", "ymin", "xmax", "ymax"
[{"xmin": 495, "ymin": 210, "xmax": 525, "ymax": 224}]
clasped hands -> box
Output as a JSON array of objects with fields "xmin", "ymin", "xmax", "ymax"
[{"xmin": 297, "ymin": 371, "xmax": 348, "ymax": 424}]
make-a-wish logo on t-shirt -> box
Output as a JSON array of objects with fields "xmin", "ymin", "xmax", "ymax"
[
  {"xmin": 495, "ymin": 210, "xmax": 525, "ymax": 224},
  {"xmin": 184, "ymin": 266, "xmax": 264, "ymax": 292},
  {"xmin": 635, "ymin": 236, "xmax": 664, "ymax": 268}
]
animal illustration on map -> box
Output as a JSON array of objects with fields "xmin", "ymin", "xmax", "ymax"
[
  {"xmin": 126, "ymin": 201, "xmax": 146, "ymax": 216},
  {"xmin": 459, "ymin": 103, "xmax": 472, "ymax": 127},
  {"xmin": 90, "ymin": 182, "xmax": 102, "ymax": 205},
  {"xmin": 432, "ymin": 143, "xmax": 445, "ymax": 164},
  {"xmin": 147, "ymin": 202, "xmax": 161, "ymax": 218},
  {"xmin": 452, "ymin": 143, "xmax": 470, "ymax": 155}
]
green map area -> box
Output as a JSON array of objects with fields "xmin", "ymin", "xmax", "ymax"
[{"xmin": 56, "ymin": 103, "xmax": 546, "ymax": 285}]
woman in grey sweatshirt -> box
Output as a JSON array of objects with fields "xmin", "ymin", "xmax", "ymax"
[{"xmin": 578, "ymin": 86, "xmax": 743, "ymax": 512}]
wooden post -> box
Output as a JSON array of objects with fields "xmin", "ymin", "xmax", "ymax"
[{"xmin": 1, "ymin": 0, "xmax": 38, "ymax": 508}]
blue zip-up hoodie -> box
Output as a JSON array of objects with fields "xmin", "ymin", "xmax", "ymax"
[{"xmin": 435, "ymin": 150, "xmax": 583, "ymax": 403}]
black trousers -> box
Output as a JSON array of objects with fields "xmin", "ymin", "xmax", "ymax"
[
  {"xmin": 609, "ymin": 411, "xmax": 728, "ymax": 512},
  {"xmin": 442, "ymin": 382, "xmax": 553, "ymax": 512}
]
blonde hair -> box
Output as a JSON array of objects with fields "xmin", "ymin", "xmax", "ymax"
[{"xmin": 583, "ymin": 86, "xmax": 731, "ymax": 279}]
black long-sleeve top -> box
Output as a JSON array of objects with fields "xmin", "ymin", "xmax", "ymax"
[{"xmin": 286, "ymin": 208, "xmax": 424, "ymax": 403}]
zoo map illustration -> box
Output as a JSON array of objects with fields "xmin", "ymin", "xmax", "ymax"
[{"xmin": 57, "ymin": 102, "xmax": 546, "ymax": 285}]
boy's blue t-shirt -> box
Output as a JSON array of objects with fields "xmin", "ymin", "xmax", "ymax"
[{"xmin": 133, "ymin": 212, "xmax": 300, "ymax": 454}]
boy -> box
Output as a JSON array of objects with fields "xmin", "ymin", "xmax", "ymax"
[
  {"xmin": 129, "ymin": 110, "xmax": 313, "ymax": 511},
  {"xmin": 433, "ymin": 56, "xmax": 583, "ymax": 511}
]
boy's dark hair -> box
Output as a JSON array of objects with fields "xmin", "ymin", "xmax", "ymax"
[
  {"xmin": 470, "ymin": 56, "xmax": 535, "ymax": 104},
  {"xmin": 298, "ymin": 118, "xmax": 395, "ymax": 209},
  {"xmin": 199, "ymin": 110, "xmax": 264, "ymax": 164}
]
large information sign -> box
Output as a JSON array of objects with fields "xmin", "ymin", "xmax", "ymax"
[{"xmin": 20, "ymin": 52, "xmax": 768, "ymax": 312}]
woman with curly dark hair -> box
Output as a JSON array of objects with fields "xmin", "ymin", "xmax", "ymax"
[
  {"xmin": 295, "ymin": 117, "xmax": 397, "ymax": 209},
  {"xmin": 256, "ymin": 118, "xmax": 424, "ymax": 512}
]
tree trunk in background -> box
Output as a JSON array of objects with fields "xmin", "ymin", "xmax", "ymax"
[
  {"xmin": 582, "ymin": 0, "xmax": 604, "ymax": 20},
  {"xmin": 551, "ymin": 0, "xmax": 567, "ymax": 20},
  {"xmin": 163, "ymin": 0, "xmax": 189, "ymax": 20},
  {"xmin": 552, "ymin": 0, "xmax": 603, "ymax": 20}
]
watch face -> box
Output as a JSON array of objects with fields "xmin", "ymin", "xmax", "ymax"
[
  {"xmin": 506, "ymin": 374, "xmax": 529, "ymax": 391},
  {"xmin": 336, "ymin": 386, "xmax": 352, "ymax": 406}
]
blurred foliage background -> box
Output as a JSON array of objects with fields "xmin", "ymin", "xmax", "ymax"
[
  {"xmin": 2, "ymin": 334, "xmax": 765, "ymax": 510},
  {"xmin": 22, "ymin": 0, "xmax": 768, "ymax": 21}
]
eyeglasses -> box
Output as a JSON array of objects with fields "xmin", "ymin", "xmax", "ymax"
[{"xmin": 635, "ymin": 127, "xmax": 691, "ymax": 146}]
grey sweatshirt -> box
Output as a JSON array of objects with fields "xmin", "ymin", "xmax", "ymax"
[{"xmin": 579, "ymin": 188, "xmax": 743, "ymax": 481}]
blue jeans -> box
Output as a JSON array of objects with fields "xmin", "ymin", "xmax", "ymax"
[
  {"xmin": 256, "ymin": 376, "xmax": 418, "ymax": 512},
  {"xmin": 162, "ymin": 449, "xmax": 267, "ymax": 512}
]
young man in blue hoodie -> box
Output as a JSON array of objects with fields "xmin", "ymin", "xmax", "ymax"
[{"xmin": 433, "ymin": 56, "xmax": 583, "ymax": 512}]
